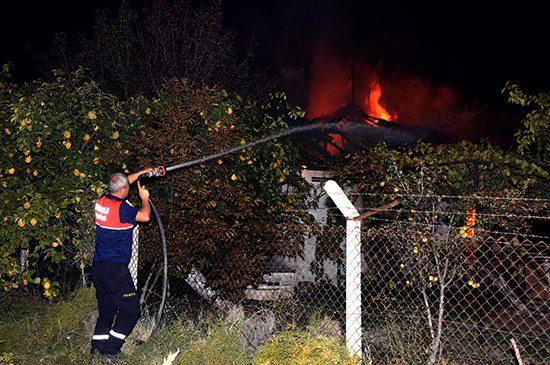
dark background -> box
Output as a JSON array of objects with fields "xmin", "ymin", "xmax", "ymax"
[{"xmin": 1, "ymin": 0, "xmax": 548, "ymax": 107}]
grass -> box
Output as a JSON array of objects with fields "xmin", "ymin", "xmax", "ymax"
[
  {"xmin": 254, "ymin": 330, "xmax": 357, "ymax": 365},
  {"xmin": 117, "ymin": 322, "xmax": 200, "ymax": 365},
  {"xmin": 177, "ymin": 323, "xmax": 250, "ymax": 365},
  {"xmin": 0, "ymin": 288, "xmax": 97, "ymax": 365},
  {"xmin": 0, "ymin": 289, "xmax": 357, "ymax": 365},
  {"xmin": 4, "ymin": 287, "xmax": 548, "ymax": 365}
]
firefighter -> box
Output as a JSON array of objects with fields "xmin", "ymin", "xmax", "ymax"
[{"xmin": 90, "ymin": 168, "xmax": 152, "ymax": 358}]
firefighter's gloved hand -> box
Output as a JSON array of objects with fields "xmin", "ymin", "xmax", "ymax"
[{"xmin": 137, "ymin": 180, "xmax": 150, "ymax": 201}]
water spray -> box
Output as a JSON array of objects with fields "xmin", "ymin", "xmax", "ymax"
[{"xmin": 143, "ymin": 121, "xmax": 404, "ymax": 178}]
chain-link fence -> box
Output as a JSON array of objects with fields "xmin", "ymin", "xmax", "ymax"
[
  {"xmin": 134, "ymin": 179, "xmax": 549, "ymax": 364},
  {"xmin": 360, "ymin": 221, "xmax": 549, "ymax": 364}
]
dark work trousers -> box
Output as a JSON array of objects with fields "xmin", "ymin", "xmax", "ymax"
[{"xmin": 90, "ymin": 261, "xmax": 140, "ymax": 355}]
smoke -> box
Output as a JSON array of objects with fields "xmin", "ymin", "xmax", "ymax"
[
  {"xmin": 381, "ymin": 71, "xmax": 475, "ymax": 135},
  {"xmin": 305, "ymin": 42, "xmax": 352, "ymax": 119},
  {"xmin": 273, "ymin": 1, "xmax": 483, "ymax": 140}
]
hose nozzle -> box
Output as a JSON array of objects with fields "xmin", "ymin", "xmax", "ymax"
[{"xmin": 139, "ymin": 166, "xmax": 166, "ymax": 180}]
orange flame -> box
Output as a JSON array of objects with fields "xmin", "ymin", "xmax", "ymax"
[
  {"xmin": 327, "ymin": 133, "xmax": 344, "ymax": 156},
  {"xmin": 322, "ymin": 78, "xmax": 397, "ymax": 155},
  {"xmin": 466, "ymin": 206, "xmax": 477, "ymax": 227},
  {"xmin": 466, "ymin": 206, "xmax": 477, "ymax": 239},
  {"xmin": 365, "ymin": 80, "xmax": 397, "ymax": 121}
]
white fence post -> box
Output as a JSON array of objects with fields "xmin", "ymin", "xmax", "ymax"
[{"xmin": 324, "ymin": 180, "xmax": 362, "ymax": 359}]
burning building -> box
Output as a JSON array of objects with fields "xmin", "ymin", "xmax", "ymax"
[{"xmin": 291, "ymin": 59, "xmax": 458, "ymax": 162}]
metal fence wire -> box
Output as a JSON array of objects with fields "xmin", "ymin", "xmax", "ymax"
[
  {"xmin": 360, "ymin": 220, "xmax": 549, "ymax": 365},
  {"xmin": 129, "ymin": 226, "xmax": 139, "ymax": 289},
  {"xmin": 135, "ymin": 182, "xmax": 549, "ymax": 365}
]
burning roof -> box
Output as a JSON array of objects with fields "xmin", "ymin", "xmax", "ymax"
[{"xmin": 294, "ymin": 103, "xmax": 454, "ymax": 163}]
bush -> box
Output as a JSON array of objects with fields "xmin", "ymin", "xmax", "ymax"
[
  {"xmin": 254, "ymin": 330, "xmax": 357, "ymax": 365},
  {"xmin": 0, "ymin": 67, "xmax": 147, "ymax": 296},
  {"xmin": 1, "ymin": 65, "xmax": 311, "ymax": 299},
  {"xmin": 503, "ymin": 83, "xmax": 550, "ymax": 162},
  {"xmin": 135, "ymin": 81, "xmax": 312, "ymax": 298}
]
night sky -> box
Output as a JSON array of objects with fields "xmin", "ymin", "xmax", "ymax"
[{"xmin": 1, "ymin": 0, "xmax": 548, "ymax": 108}]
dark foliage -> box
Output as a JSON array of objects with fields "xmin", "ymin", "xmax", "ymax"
[{"xmin": 36, "ymin": 0, "xmax": 276, "ymax": 100}]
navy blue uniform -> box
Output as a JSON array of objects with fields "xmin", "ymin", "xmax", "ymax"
[{"xmin": 91, "ymin": 194, "xmax": 141, "ymax": 355}]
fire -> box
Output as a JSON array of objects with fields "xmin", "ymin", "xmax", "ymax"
[
  {"xmin": 305, "ymin": 46, "xmax": 469, "ymax": 144},
  {"xmin": 466, "ymin": 206, "xmax": 477, "ymax": 238},
  {"xmin": 323, "ymin": 77, "xmax": 396, "ymax": 155},
  {"xmin": 466, "ymin": 206, "xmax": 477, "ymax": 227},
  {"xmin": 305, "ymin": 53, "xmax": 400, "ymax": 155},
  {"xmin": 327, "ymin": 133, "xmax": 344, "ymax": 156},
  {"xmin": 365, "ymin": 80, "xmax": 397, "ymax": 121}
]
